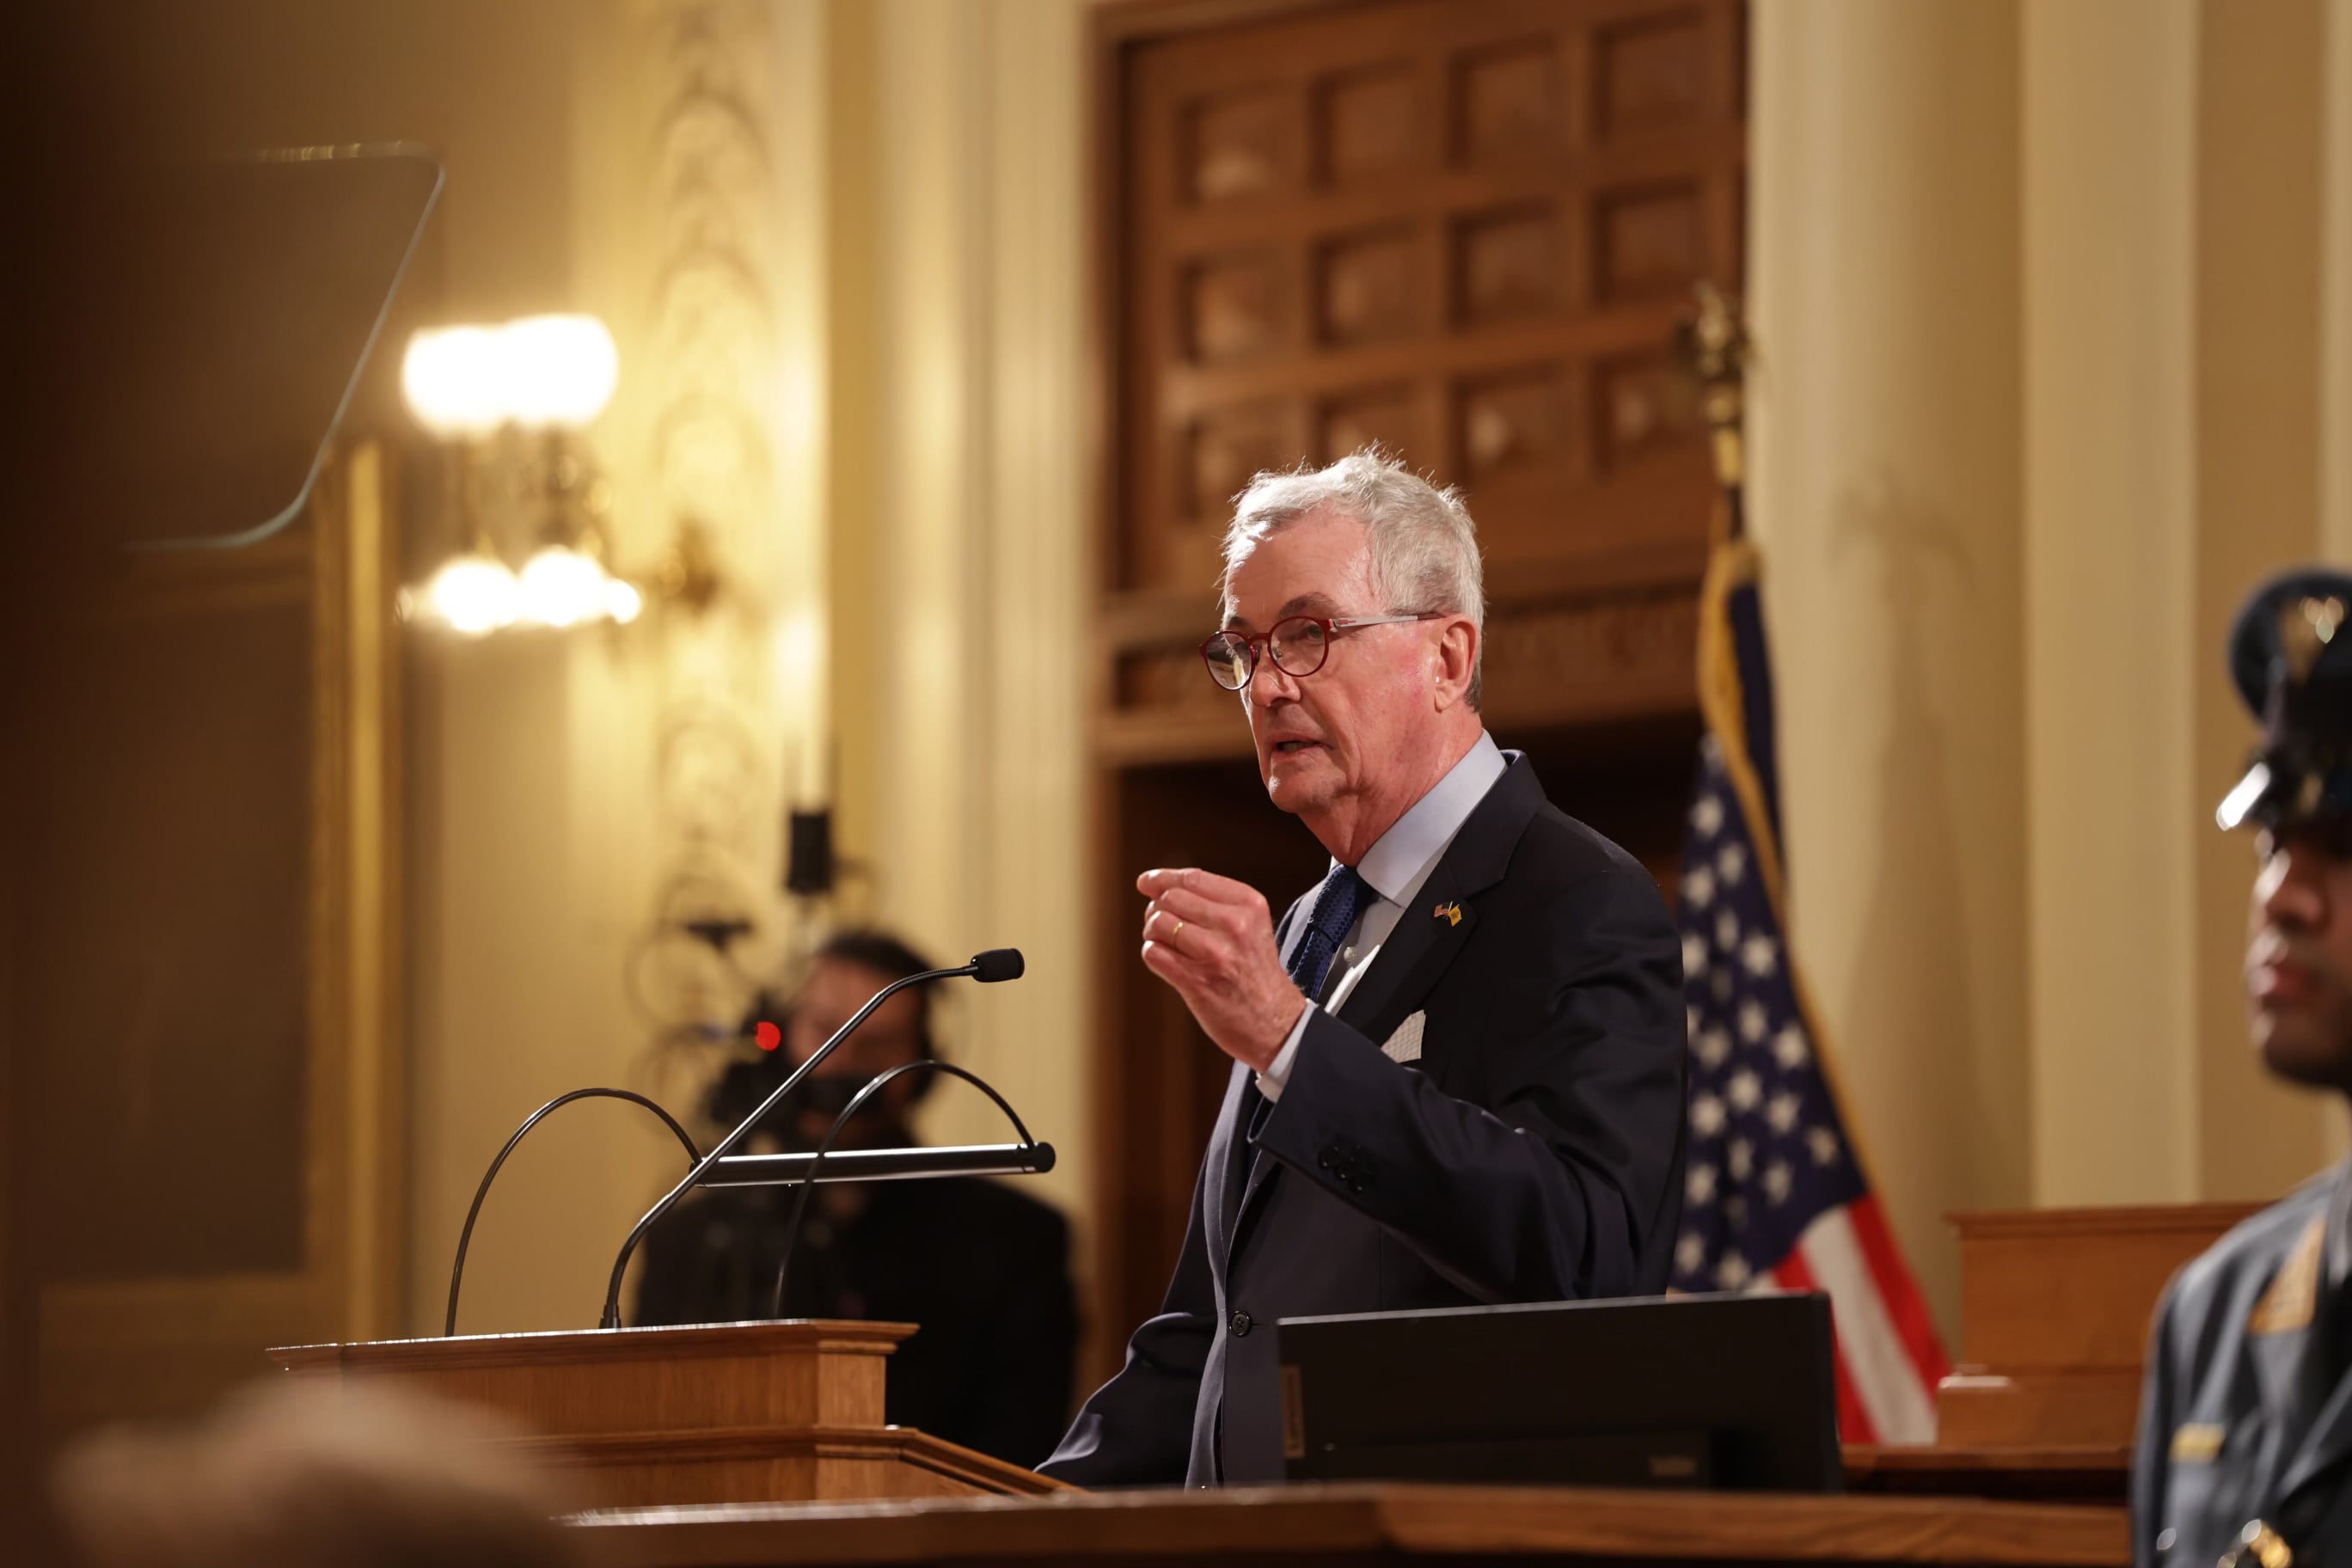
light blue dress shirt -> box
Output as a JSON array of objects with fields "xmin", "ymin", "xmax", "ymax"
[{"xmin": 1257, "ymin": 730, "xmax": 1508, "ymax": 1099}]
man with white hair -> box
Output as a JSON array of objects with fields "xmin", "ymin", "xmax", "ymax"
[{"xmin": 1040, "ymin": 449, "xmax": 1688, "ymax": 1489}]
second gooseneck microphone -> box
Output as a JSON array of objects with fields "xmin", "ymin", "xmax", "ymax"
[{"xmin": 597, "ymin": 947, "xmax": 1024, "ymax": 1328}]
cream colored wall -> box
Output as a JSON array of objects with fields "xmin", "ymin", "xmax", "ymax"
[
  {"xmin": 1749, "ymin": 0, "xmax": 2030, "ymax": 1339},
  {"xmin": 409, "ymin": 2, "xmax": 676, "ymax": 1338},
  {"xmin": 856, "ymin": 0, "xmax": 1095, "ymax": 1221},
  {"xmin": 2328, "ymin": 1, "xmax": 2352, "ymax": 577},
  {"xmin": 1756, "ymin": 0, "xmax": 2348, "ymax": 1341},
  {"xmin": 2191, "ymin": 0, "xmax": 2335, "ymax": 1202},
  {"xmin": 404, "ymin": 0, "xmax": 1092, "ymax": 1338},
  {"xmin": 2020, "ymin": 0, "xmax": 2203, "ymax": 1207}
]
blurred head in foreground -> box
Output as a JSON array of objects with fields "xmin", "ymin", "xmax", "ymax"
[
  {"xmin": 51, "ymin": 1380, "xmax": 587, "ymax": 1568},
  {"xmin": 2226, "ymin": 568, "xmax": 2352, "ymax": 1093}
]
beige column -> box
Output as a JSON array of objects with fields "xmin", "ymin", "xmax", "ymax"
[
  {"xmin": 866, "ymin": 0, "xmax": 1093, "ymax": 1223},
  {"xmin": 2324, "ymin": 0, "xmax": 2352, "ymax": 1164},
  {"xmin": 1749, "ymin": 0, "xmax": 2029, "ymax": 1335},
  {"xmin": 2191, "ymin": 0, "xmax": 2334, "ymax": 1199},
  {"xmin": 2022, "ymin": 0, "xmax": 2202, "ymax": 1204},
  {"xmin": 971, "ymin": 0, "xmax": 1093, "ymax": 1222},
  {"xmin": 2325, "ymin": 0, "xmax": 2352, "ymax": 566}
]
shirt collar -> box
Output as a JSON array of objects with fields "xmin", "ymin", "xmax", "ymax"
[{"xmin": 1344, "ymin": 731, "xmax": 1509, "ymax": 906}]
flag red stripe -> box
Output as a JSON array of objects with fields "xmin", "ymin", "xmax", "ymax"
[
  {"xmin": 1769, "ymin": 1250, "xmax": 1876, "ymax": 1444},
  {"xmin": 1842, "ymin": 1193, "xmax": 1951, "ymax": 1389}
]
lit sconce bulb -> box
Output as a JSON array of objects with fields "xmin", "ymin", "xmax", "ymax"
[
  {"xmin": 502, "ymin": 315, "xmax": 620, "ymax": 431},
  {"xmin": 401, "ymin": 315, "xmax": 619, "ymax": 437},
  {"xmin": 401, "ymin": 326, "xmax": 509, "ymax": 439},
  {"xmin": 518, "ymin": 543, "xmax": 614, "ymax": 628},
  {"xmin": 417, "ymin": 549, "xmax": 521, "ymax": 635},
  {"xmin": 605, "ymin": 578, "xmax": 644, "ymax": 625}
]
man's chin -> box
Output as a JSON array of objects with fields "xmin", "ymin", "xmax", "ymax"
[
  {"xmin": 2255, "ymin": 1008, "xmax": 2352, "ymax": 1090},
  {"xmin": 1261, "ymin": 754, "xmax": 1339, "ymax": 813},
  {"xmin": 1262, "ymin": 772, "xmax": 1332, "ymax": 817}
]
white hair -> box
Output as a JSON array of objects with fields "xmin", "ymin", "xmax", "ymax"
[{"xmin": 1219, "ymin": 446, "xmax": 1487, "ymax": 705}]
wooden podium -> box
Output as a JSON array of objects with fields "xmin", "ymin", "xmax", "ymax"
[{"xmin": 266, "ymin": 1320, "xmax": 1061, "ymax": 1510}]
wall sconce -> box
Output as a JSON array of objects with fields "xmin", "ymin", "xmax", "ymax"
[{"xmin": 395, "ymin": 314, "xmax": 701, "ymax": 635}]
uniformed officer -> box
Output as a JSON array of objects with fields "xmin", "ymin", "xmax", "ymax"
[{"xmin": 2135, "ymin": 568, "xmax": 2352, "ymax": 1566}]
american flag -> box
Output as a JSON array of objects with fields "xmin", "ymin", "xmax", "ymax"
[{"xmin": 1669, "ymin": 536, "xmax": 1951, "ymax": 1445}]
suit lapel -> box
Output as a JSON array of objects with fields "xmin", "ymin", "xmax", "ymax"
[
  {"xmin": 1222, "ymin": 762, "xmax": 1544, "ymax": 1265},
  {"xmin": 1335, "ymin": 860, "xmax": 1479, "ymax": 1049},
  {"xmin": 1218, "ymin": 898, "xmax": 1306, "ymax": 1260},
  {"xmin": 1331, "ymin": 758, "xmax": 1543, "ymax": 1045},
  {"xmin": 1206, "ymin": 1062, "xmax": 1254, "ymax": 1262}
]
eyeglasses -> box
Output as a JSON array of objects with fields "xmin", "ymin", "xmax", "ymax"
[{"xmin": 1199, "ymin": 611, "xmax": 1441, "ymax": 691}]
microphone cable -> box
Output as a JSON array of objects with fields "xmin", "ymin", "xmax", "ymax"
[{"xmin": 445, "ymin": 1088, "xmax": 700, "ymax": 1337}]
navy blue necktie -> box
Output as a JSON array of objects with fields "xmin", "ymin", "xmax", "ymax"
[{"xmin": 1286, "ymin": 862, "xmax": 1368, "ymax": 1002}]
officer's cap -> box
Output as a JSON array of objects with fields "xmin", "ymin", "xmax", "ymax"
[{"xmin": 2219, "ymin": 567, "xmax": 2352, "ymax": 832}]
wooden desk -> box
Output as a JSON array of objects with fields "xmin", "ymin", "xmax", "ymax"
[
  {"xmin": 1939, "ymin": 1205, "xmax": 2255, "ymax": 1448},
  {"xmin": 573, "ymin": 1483, "xmax": 2128, "ymax": 1568},
  {"xmin": 1845, "ymin": 1444, "xmax": 2128, "ymax": 1504}
]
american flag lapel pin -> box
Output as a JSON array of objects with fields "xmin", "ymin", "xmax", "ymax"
[{"xmin": 1433, "ymin": 901, "xmax": 1462, "ymax": 927}]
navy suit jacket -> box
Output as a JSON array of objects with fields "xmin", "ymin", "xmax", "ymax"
[{"xmin": 1040, "ymin": 756, "xmax": 1687, "ymax": 1487}]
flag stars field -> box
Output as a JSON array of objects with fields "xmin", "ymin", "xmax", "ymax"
[{"xmin": 1687, "ymin": 1162, "xmax": 1718, "ymax": 1205}]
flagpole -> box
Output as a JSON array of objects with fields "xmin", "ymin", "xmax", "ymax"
[
  {"xmin": 1665, "ymin": 283, "xmax": 1955, "ymax": 1440},
  {"xmin": 1675, "ymin": 281, "xmax": 1753, "ymax": 542}
]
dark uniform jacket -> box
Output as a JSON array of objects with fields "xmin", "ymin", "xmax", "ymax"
[
  {"xmin": 634, "ymin": 1173, "xmax": 1079, "ymax": 1468},
  {"xmin": 2135, "ymin": 1162, "xmax": 2352, "ymax": 1566},
  {"xmin": 1040, "ymin": 756, "xmax": 1688, "ymax": 1489}
]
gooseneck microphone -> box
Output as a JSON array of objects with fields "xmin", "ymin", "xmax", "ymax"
[{"xmin": 597, "ymin": 947, "xmax": 1024, "ymax": 1328}]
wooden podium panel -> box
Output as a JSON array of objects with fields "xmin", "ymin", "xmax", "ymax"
[
  {"xmin": 573, "ymin": 1483, "xmax": 2126, "ymax": 1568},
  {"xmin": 267, "ymin": 1320, "xmax": 1059, "ymax": 1510},
  {"xmin": 1936, "ymin": 1204, "xmax": 2256, "ymax": 1449}
]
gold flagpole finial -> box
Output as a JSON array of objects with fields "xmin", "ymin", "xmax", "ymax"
[{"xmin": 1674, "ymin": 282, "xmax": 1752, "ymax": 493}]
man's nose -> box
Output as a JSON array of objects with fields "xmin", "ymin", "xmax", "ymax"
[
  {"xmin": 1250, "ymin": 658, "xmax": 1301, "ymax": 707},
  {"xmin": 2262, "ymin": 841, "xmax": 2331, "ymax": 928}
]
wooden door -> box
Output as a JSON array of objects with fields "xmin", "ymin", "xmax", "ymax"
[{"xmin": 1087, "ymin": 0, "xmax": 1744, "ymax": 1376}]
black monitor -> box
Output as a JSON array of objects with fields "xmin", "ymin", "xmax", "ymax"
[{"xmin": 1271, "ymin": 1292, "xmax": 1842, "ymax": 1492}]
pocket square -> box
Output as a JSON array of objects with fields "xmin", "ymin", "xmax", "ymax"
[{"xmin": 1381, "ymin": 1010, "xmax": 1425, "ymax": 1065}]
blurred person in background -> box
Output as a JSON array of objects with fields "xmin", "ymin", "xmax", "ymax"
[{"xmin": 634, "ymin": 929, "xmax": 1078, "ymax": 1467}]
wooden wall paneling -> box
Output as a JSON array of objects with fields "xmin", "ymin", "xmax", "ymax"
[
  {"xmin": 33, "ymin": 442, "xmax": 405, "ymax": 1437},
  {"xmin": 1087, "ymin": 0, "xmax": 1744, "ymax": 1379}
]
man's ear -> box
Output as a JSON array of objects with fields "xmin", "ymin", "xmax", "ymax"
[{"xmin": 1432, "ymin": 616, "xmax": 1478, "ymax": 711}]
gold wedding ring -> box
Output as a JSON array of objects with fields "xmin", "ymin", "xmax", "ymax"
[{"xmin": 1172, "ymin": 919, "xmax": 1185, "ymax": 939}]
